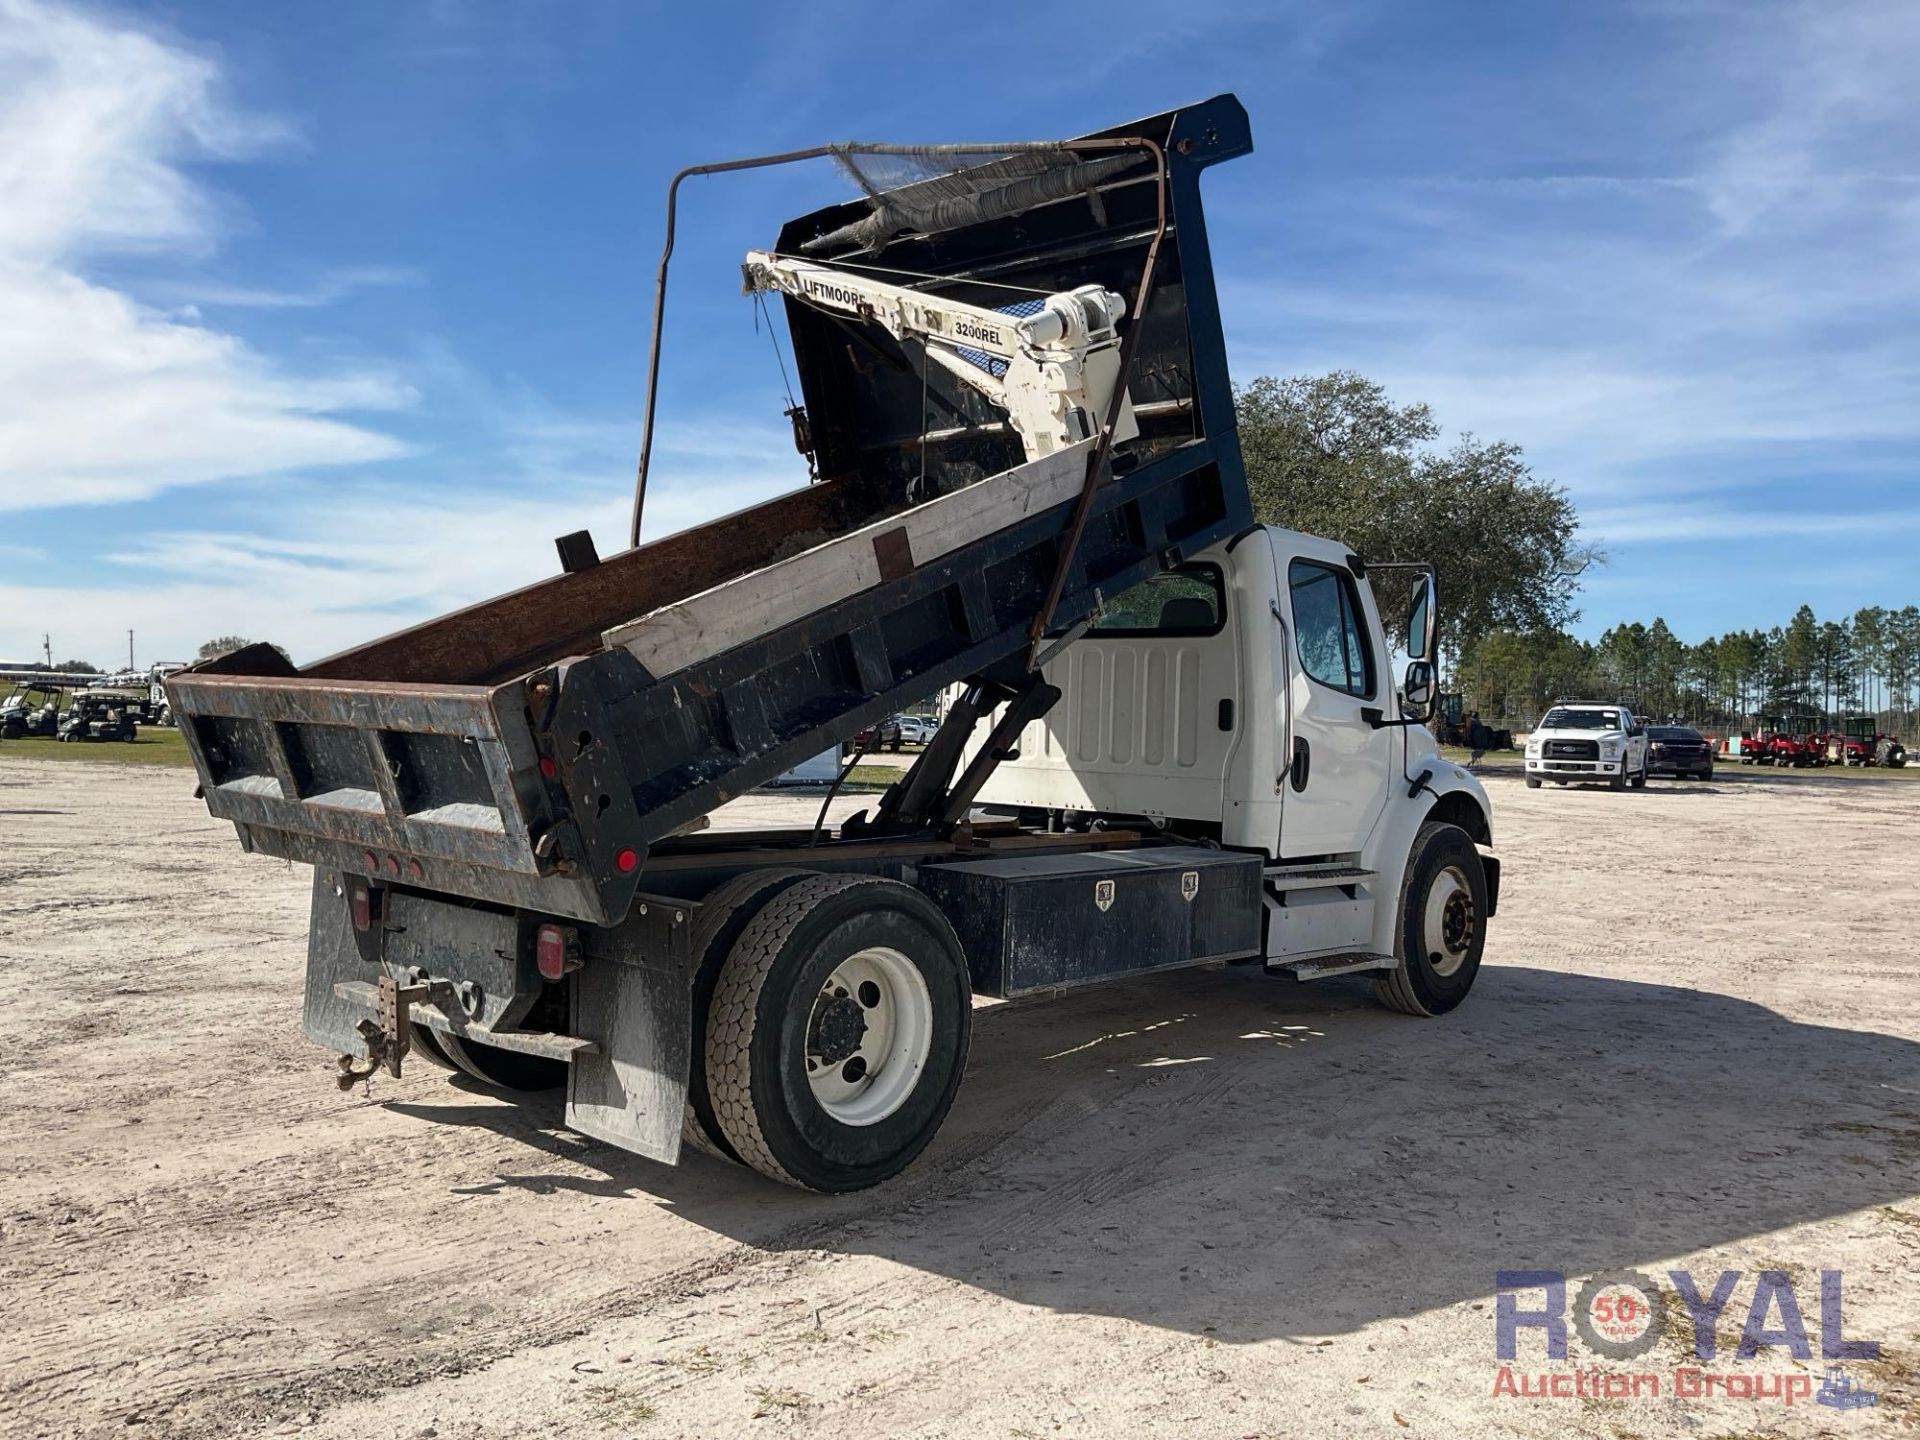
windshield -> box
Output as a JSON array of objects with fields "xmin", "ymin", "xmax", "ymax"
[
  {"xmin": 1649, "ymin": 727, "xmax": 1701, "ymax": 742},
  {"xmin": 1542, "ymin": 707, "xmax": 1621, "ymax": 730}
]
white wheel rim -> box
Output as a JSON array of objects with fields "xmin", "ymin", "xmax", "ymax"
[
  {"xmin": 804, "ymin": 946, "xmax": 933, "ymax": 1127},
  {"xmin": 1422, "ymin": 865, "xmax": 1475, "ymax": 978}
]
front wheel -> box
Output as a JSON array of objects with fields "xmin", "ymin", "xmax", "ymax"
[
  {"xmin": 1525, "ymin": 776, "xmax": 1542, "ymax": 789},
  {"xmin": 1375, "ymin": 821, "xmax": 1487, "ymax": 1017},
  {"xmin": 705, "ymin": 874, "xmax": 972, "ymax": 1191}
]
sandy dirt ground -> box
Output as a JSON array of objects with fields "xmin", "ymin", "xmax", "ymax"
[{"xmin": 1, "ymin": 757, "xmax": 1917, "ymax": 1439}]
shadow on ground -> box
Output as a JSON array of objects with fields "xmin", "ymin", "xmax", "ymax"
[{"xmin": 387, "ymin": 963, "xmax": 1920, "ymax": 1343}]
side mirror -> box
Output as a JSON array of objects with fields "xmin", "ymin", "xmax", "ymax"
[
  {"xmin": 1406, "ymin": 573, "xmax": 1436, "ymax": 661},
  {"xmin": 1402, "ymin": 659, "xmax": 1435, "ymax": 722}
]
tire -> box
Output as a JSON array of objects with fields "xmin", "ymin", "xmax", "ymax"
[
  {"xmin": 409, "ymin": 1022, "xmax": 458, "ymax": 1071},
  {"xmin": 1374, "ymin": 821, "xmax": 1487, "ymax": 1017},
  {"xmin": 1525, "ymin": 776, "xmax": 1542, "ymax": 789},
  {"xmin": 436, "ymin": 1032, "xmax": 565, "ymax": 1090},
  {"xmin": 1609, "ymin": 767, "xmax": 1627, "ymax": 790},
  {"xmin": 682, "ymin": 867, "xmax": 818, "ymax": 1161},
  {"xmin": 1702, "ymin": 767, "xmax": 1713, "ymax": 781},
  {"xmin": 705, "ymin": 873, "xmax": 972, "ymax": 1191},
  {"xmin": 1630, "ymin": 758, "xmax": 1647, "ymax": 789}
]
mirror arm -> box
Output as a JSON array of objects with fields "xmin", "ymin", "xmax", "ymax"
[{"xmin": 1363, "ymin": 708, "xmax": 1423, "ymax": 731}]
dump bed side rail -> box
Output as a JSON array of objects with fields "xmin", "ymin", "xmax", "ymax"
[{"xmin": 542, "ymin": 435, "xmax": 1248, "ymax": 860}]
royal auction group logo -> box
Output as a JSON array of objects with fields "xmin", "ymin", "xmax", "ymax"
[{"xmin": 1493, "ymin": 1268, "xmax": 1881, "ymax": 1409}]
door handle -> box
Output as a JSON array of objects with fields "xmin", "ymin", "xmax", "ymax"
[{"xmin": 1290, "ymin": 737, "xmax": 1311, "ymax": 793}]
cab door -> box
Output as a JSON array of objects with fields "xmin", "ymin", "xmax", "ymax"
[{"xmin": 1273, "ymin": 534, "xmax": 1396, "ymax": 859}]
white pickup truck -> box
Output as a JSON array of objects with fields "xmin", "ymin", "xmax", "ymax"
[{"xmin": 1524, "ymin": 702, "xmax": 1651, "ymax": 789}]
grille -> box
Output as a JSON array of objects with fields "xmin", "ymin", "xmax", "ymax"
[{"xmin": 1546, "ymin": 739, "xmax": 1599, "ymax": 760}]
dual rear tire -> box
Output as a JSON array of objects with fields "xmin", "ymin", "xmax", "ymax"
[{"xmin": 687, "ymin": 872, "xmax": 973, "ymax": 1191}]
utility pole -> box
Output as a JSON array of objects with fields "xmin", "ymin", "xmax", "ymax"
[
  {"xmin": 128, "ymin": 629, "xmax": 135, "ymax": 672},
  {"xmin": 42, "ymin": 633, "xmax": 51, "ymax": 667}
]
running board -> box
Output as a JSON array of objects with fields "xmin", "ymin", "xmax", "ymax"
[
  {"xmin": 1269, "ymin": 952, "xmax": 1397, "ymax": 981},
  {"xmin": 1263, "ymin": 862, "xmax": 1375, "ymax": 893}
]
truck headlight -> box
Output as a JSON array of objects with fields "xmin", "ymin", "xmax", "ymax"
[
  {"xmin": 1600, "ymin": 740, "xmax": 1621, "ymax": 758},
  {"xmin": 1525, "ymin": 739, "xmax": 1542, "ymax": 756}
]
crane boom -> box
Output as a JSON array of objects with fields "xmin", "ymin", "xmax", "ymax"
[{"xmin": 742, "ymin": 249, "xmax": 1138, "ymax": 462}]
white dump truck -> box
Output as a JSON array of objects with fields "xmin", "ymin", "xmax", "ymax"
[{"xmin": 168, "ymin": 96, "xmax": 1498, "ymax": 1192}]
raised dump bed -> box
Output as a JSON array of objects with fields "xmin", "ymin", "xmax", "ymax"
[
  {"xmin": 170, "ymin": 433, "xmax": 1244, "ymax": 926},
  {"xmin": 169, "ymin": 94, "xmax": 1255, "ymax": 930}
]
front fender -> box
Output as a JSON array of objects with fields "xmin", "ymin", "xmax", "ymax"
[{"xmin": 1362, "ymin": 760, "xmax": 1497, "ymax": 956}]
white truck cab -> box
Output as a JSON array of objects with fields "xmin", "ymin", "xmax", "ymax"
[
  {"xmin": 1524, "ymin": 702, "xmax": 1650, "ymax": 789},
  {"xmin": 971, "ymin": 525, "xmax": 1498, "ymax": 996}
]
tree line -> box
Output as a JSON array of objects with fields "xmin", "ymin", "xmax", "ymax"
[
  {"xmin": 1457, "ymin": 606, "xmax": 1920, "ymax": 731},
  {"xmin": 1235, "ymin": 371, "xmax": 1914, "ymax": 738}
]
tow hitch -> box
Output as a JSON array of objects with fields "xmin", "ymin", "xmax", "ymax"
[{"xmin": 335, "ymin": 973, "xmax": 429, "ymax": 1088}]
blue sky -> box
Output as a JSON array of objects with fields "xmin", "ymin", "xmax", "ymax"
[{"xmin": 1, "ymin": 0, "xmax": 1915, "ymax": 667}]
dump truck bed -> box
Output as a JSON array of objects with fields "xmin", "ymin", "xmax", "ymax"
[
  {"xmin": 170, "ymin": 434, "xmax": 1245, "ymax": 926},
  {"xmin": 169, "ymin": 94, "xmax": 1255, "ymax": 928}
]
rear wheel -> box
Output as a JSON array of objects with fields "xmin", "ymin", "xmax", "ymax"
[
  {"xmin": 1375, "ymin": 821, "xmax": 1486, "ymax": 1017},
  {"xmin": 682, "ymin": 867, "xmax": 817, "ymax": 1161},
  {"xmin": 705, "ymin": 874, "xmax": 972, "ymax": 1191},
  {"xmin": 1630, "ymin": 758, "xmax": 1648, "ymax": 789},
  {"xmin": 436, "ymin": 1032, "xmax": 565, "ymax": 1091},
  {"xmin": 408, "ymin": 1022, "xmax": 457, "ymax": 1071}
]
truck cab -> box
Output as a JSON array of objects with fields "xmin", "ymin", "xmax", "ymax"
[
  {"xmin": 1524, "ymin": 701, "xmax": 1649, "ymax": 789},
  {"xmin": 972, "ymin": 525, "xmax": 1495, "ymax": 974}
]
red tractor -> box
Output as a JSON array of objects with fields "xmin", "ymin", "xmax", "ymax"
[
  {"xmin": 1753, "ymin": 715, "xmax": 1822, "ymax": 767},
  {"xmin": 1826, "ymin": 716, "xmax": 1909, "ymax": 767}
]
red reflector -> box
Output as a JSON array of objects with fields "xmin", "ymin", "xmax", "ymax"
[
  {"xmin": 362, "ymin": 849, "xmax": 378, "ymax": 872},
  {"xmin": 615, "ymin": 847, "xmax": 639, "ymax": 874},
  {"xmin": 385, "ymin": 854, "xmax": 401, "ymax": 877},
  {"xmin": 407, "ymin": 858, "xmax": 424, "ymax": 880},
  {"xmin": 535, "ymin": 923, "xmax": 570, "ymax": 982},
  {"xmin": 349, "ymin": 883, "xmax": 371, "ymax": 933},
  {"xmin": 538, "ymin": 755, "xmax": 558, "ymax": 781}
]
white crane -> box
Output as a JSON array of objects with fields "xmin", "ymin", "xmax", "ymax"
[{"xmin": 742, "ymin": 250, "xmax": 1138, "ymax": 463}]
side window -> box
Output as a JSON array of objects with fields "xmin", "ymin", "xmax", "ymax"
[
  {"xmin": 1089, "ymin": 564, "xmax": 1227, "ymax": 636},
  {"xmin": 1288, "ymin": 560, "xmax": 1376, "ymax": 699}
]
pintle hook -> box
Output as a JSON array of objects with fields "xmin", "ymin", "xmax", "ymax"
[{"xmin": 335, "ymin": 974, "xmax": 428, "ymax": 1089}]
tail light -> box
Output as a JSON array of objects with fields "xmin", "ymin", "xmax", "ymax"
[
  {"xmin": 536, "ymin": 923, "xmax": 580, "ymax": 982},
  {"xmin": 349, "ymin": 880, "xmax": 380, "ymax": 933}
]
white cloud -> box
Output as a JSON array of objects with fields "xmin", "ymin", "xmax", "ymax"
[
  {"xmin": 0, "ymin": 0, "xmax": 407, "ymax": 512},
  {"xmin": 1580, "ymin": 503, "xmax": 1920, "ymax": 546},
  {"xmin": 4, "ymin": 409, "xmax": 810, "ymax": 665},
  {"xmin": 1221, "ymin": 0, "xmax": 1920, "ymax": 505},
  {"xmin": 143, "ymin": 264, "xmax": 424, "ymax": 310}
]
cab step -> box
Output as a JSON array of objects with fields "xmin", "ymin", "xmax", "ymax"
[
  {"xmin": 1269, "ymin": 952, "xmax": 1397, "ymax": 981},
  {"xmin": 1262, "ymin": 862, "xmax": 1375, "ymax": 893}
]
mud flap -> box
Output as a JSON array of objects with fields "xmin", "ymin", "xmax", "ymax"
[
  {"xmin": 303, "ymin": 870, "xmax": 373, "ymax": 1055},
  {"xmin": 566, "ymin": 897, "xmax": 693, "ymax": 1165}
]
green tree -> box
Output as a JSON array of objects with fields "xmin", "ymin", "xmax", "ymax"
[
  {"xmin": 1815, "ymin": 620, "xmax": 1853, "ymax": 720},
  {"xmin": 1776, "ymin": 607, "xmax": 1818, "ymax": 712},
  {"xmin": 1237, "ymin": 372, "xmax": 1598, "ymax": 660},
  {"xmin": 197, "ymin": 635, "xmax": 257, "ymax": 661},
  {"xmin": 1852, "ymin": 606, "xmax": 1886, "ymax": 716}
]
